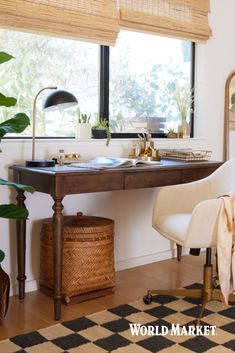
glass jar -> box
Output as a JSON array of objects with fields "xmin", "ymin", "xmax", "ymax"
[
  {"xmin": 178, "ymin": 120, "xmax": 190, "ymax": 138},
  {"xmin": 58, "ymin": 149, "xmax": 65, "ymax": 166}
]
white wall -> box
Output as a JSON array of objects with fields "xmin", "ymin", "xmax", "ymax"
[
  {"xmin": 195, "ymin": 0, "xmax": 235, "ymax": 158},
  {"xmin": 0, "ymin": 0, "xmax": 231, "ymax": 295}
]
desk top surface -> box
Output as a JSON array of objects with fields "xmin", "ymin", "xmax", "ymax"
[
  {"xmin": 11, "ymin": 159, "xmax": 222, "ymax": 176},
  {"xmin": 11, "ymin": 159, "xmax": 222, "ymax": 196}
]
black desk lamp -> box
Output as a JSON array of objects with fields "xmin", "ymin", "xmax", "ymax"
[{"xmin": 26, "ymin": 87, "xmax": 78, "ymax": 167}]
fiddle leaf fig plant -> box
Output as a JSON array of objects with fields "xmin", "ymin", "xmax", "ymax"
[
  {"xmin": 0, "ymin": 113, "xmax": 30, "ymax": 139},
  {"xmin": 0, "ymin": 52, "xmax": 14, "ymax": 64},
  {"xmin": 0, "ymin": 93, "xmax": 17, "ymax": 107},
  {"xmin": 0, "ymin": 51, "xmax": 34, "ymax": 264},
  {"xmin": 0, "ymin": 179, "xmax": 34, "ymax": 264}
]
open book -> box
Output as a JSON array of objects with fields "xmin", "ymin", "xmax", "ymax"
[{"xmin": 69, "ymin": 157, "xmax": 160, "ymax": 169}]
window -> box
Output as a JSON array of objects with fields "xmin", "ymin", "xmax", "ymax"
[
  {"xmin": 109, "ymin": 30, "xmax": 194, "ymax": 136},
  {"xmin": 0, "ymin": 28, "xmax": 99, "ymax": 137},
  {"xmin": 0, "ymin": 28, "xmax": 194, "ymax": 138}
]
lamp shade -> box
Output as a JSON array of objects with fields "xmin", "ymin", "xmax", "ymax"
[{"xmin": 43, "ymin": 90, "xmax": 78, "ymax": 111}]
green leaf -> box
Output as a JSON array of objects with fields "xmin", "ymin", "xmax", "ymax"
[
  {"xmin": 0, "ymin": 92, "xmax": 17, "ymax": 107},
  {"xmin": 0, "ymin": 250, "xmax": 5, "ymax": 263},
  {"xmin": 231, "ymin": 93, "xmax": 235, "ymax": 105},
  {"xmin": 0, "ymin": 204, "xmax": 29, "ymax": 219},
  {"xmin": 0, "ymin": 178, "xmax": 35, "ymax": 193},
  {"xmin": 0, "ymin": 113, "xmax": 30, "ymax": 139},
  {"xmin": 0, "ymin": 52, "xmax": 14, "ymax": 65}
]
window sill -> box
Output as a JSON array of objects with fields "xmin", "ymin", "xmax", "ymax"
[
  {"xmin": 2, "ymin": 137, "xmax": 205, "ymax": 144},
  {"xmin": 1, "ymin": 137, "xmax": 207, "ymax": 155}
]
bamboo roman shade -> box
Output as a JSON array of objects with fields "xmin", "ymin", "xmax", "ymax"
[
  {"xmin": 0, "ymin": 0, "xmax": 212, "ymax": 44},
  {"xmin": 118, "ymin": 0, "xmax": 212, "ymax": 42},
  {"xmin": 0, "ymin": 0, "xmax": 119, "ymax": 46}
]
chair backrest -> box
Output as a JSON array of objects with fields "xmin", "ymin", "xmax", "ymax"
[
  {"xmin": 208, "ymin": 158, "xmax": 235, "ymax": 198},
  {"xmin": 152, "ymin": 159, "xmax": 235, "ymax": 223}
]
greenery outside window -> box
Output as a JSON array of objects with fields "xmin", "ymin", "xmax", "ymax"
[
  {"xmin": 0, "ymin": 28, "xmax": 194, "ymax": 139},
  {"xmin": 108, "ymin": 30, "xmax": 194, "ymax": 137},
  {"xmin": 0, "ymin": 29, "xmax": 99, "ymax": 137}
]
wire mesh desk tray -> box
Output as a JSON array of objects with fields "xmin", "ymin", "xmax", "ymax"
[{"xmin": 159, "ymin": 149, "xmax": 212, "ymax": 162}]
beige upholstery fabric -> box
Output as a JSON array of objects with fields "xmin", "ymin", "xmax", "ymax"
[
  {"xmin": 152, "ymin": 158, "xmax": 235, "ymax": 249},
  {"xmin": 154, "ymin": 213, "xmax": 191, "ymax": 245}
]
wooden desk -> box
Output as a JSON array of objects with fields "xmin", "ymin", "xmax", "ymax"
[{"xmin": 11, "ymin": 159, "xmax": 222, "ymax": 320}]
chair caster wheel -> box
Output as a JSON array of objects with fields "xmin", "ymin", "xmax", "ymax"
[{"xmin": 143, "ymin": 294, "xmax": 152, "ymax": 305}]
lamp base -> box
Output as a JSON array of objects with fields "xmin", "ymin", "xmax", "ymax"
[{"xmin": 25, "ymin": 160, "xmax": 55, "ymax": 167}]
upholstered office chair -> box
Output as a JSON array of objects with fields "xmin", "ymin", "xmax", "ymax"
[{"xmin": 143, "ymin": 158, "xmax": 235, "ymax": 323}]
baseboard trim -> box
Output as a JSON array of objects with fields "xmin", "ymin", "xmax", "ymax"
[
  {"xmin": 115, "ymin": 247, "xmax": 189, "ymax": 271},
  {"xmin": 11, "ymin": 278, "xmax": 39, "ymax": 296}
]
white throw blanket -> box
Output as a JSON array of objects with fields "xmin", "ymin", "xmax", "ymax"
[{"xmin": 217, "ymin": 195, "xmax": 235, "ymax": 305}]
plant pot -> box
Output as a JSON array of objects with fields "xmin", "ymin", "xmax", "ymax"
[
  {"xmin": 92, "ymin": 129, "xmax": 107, "ymax": 139},
  {"xmin": 76, "ymin": 123, "xmax": 92, "ymax": 139},
  {"xmin": 167, "ymin": 132, "xmax": 178, "ymax": 138},
  {"xmin": 0, "ymin": 264, "xmax": 10, "ymax": 318}
]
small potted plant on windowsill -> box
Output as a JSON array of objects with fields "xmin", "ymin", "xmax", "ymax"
[
  {"xmin": 91, "ymin": 120, "xmax": 111, "ymax": 146},
  {"xmin": 75, "ymin": 109, "xmax": 92, "ymax": 139},
  {"xmin": 167, "ymin": 127, "xmax": 178, "ymax": 138}
]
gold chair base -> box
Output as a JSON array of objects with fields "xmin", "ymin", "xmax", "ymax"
[{"xmin": 144, "ymin": 262, "xmax": 235, "ymax": 324}]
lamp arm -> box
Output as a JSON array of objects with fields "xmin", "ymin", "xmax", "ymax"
[{"xmin": 32, "ymin": 86, "xmax": 57, "ymax": 160}]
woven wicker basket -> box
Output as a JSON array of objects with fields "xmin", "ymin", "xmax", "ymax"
[{"xmin": 39, "ymin": 213, "xmax": 115, "ymax": 304}]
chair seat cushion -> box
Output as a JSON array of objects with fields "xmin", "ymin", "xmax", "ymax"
[{"xmin": 153, "ymin": 213, "xmax": 191, "ymax": 245}]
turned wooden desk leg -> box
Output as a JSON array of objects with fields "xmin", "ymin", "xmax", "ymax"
[
  {"xmin": 52, "ymin": 197, "xmax": 64, "ymax": 321},
  {"xmin": 16, "ymin": 190, "xmax": 27, "ymax": 299}
]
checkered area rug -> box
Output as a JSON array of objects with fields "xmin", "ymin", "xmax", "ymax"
[{"xmin": 1, "ymin": 284, "xmax": 235, "ymax": 353}]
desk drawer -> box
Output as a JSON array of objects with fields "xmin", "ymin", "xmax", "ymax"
[
  {"xmin": 182, "ymin": 167, "xmax": 216, "ymax": 183},
  {"xmin": 124, "ymin": 170, "xmax": 182, "ymax": 189},
  {"xmin": 65, "ymin": 173, "xmax": 124, "ymax": 194}
]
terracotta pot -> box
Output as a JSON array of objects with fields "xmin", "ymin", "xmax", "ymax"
[{"xmin": 0, "ymin": 264, "xmax": 10, "ymax": 318}]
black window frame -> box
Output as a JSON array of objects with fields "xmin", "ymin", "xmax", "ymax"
[{"xmin": 99, "ymin": 42, "xmax": 195, "ymax": 139}]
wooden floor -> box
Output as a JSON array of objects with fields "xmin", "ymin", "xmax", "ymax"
[{"xmin": 0, "ymin": 253, "xmax": 207, "ymax": 340}]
